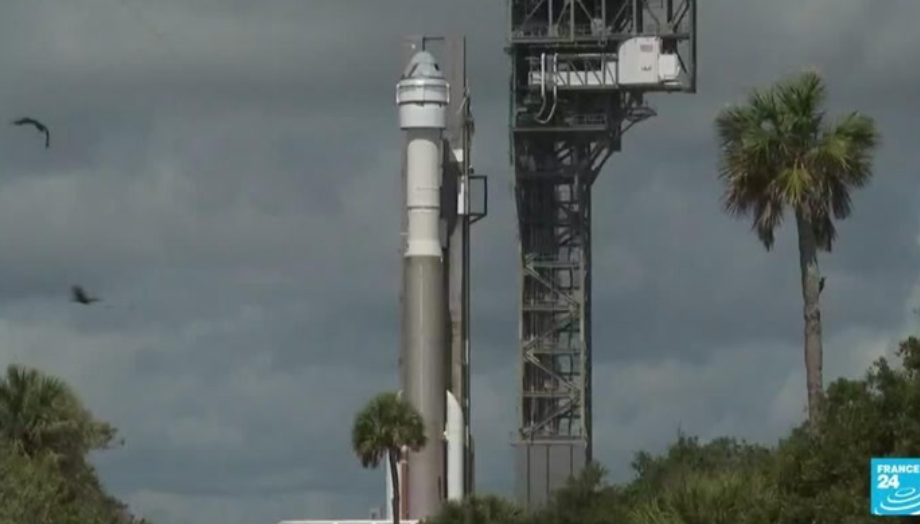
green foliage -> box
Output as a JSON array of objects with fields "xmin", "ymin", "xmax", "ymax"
[
  {"xmin": 352, "ymin": 391, "xmax": 426, "ymax": 468},
  {"xmin": 425, "ymin": 336, "xmax": 920, "ymax": 524},
  {"xmin": 353, "ymin": 391, "xmax": 427, "ymax": 524},
  {"xmin": 771, "ymin": 337, "xmax": 920, "ymax": 524},
  {"xmin": 624, "ymin": 436, "xmax": 779, "ymax": 524},
  {"xmin": 628, "ymin": 434, "xmax": 772, "ymax": 493},
  {"xmin": 714, "ymin": 68, "xmax": 880, "ymax": 429},
  {"xmin": 714, "ymin": 69, "xmax": 879, "ymax": 251},
  {"xmin": 423, "ymin": 494, "xmax": 527, "ymax": 524},
  {"xmin": 534, "ymin": 463, "xmax": 629, "ymax": 524},
  {"xmin": 0, "ymin": 364, "xmax": 119, "ymax": 474},
  {"xmin": 618, "ymin": 338, "xmax": 920, "ymax": 524},
  {"xmin": 0, "ymin": 442, "xmax": 128, "ymax": 524},
  {"xmin": 0, "ymin": 445, "xmax": 64, "ymax": 524},
  {"xmin": 628, "ymin": 470, "xmax": 780, "ymax": 524},
  {"xmin": 0, "ymin": 364, "xmax": 153, "ymax": 524}
]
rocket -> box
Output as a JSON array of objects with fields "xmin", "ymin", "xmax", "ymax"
[
  {"xmin": 389, "ymin": 50, "xmax": 465, "ymax": 521},
  {"xmin": 274, "ymin": 43, "xmax": 478, "ymax": 524}
]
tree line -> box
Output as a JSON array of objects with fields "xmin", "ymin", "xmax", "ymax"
[
  {"xmin": 353, "ymin": 70, "xmax": 894, "ymax": 524},
  {"xmin": 0, "ymin": 364, "xmax": 152, "ymax": 524}
]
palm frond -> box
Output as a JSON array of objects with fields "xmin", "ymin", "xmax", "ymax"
[
  {"xmin": 714, "ymin": 69, "xmax": 879, "ymax": 252},
  {"xmin": 814, "ymin": 111, "xmax": 879, "ymax": 190},
  {"xmin": 0, "ymin": 364, "xmax": 115, "ymax": 461},
  {"xmin": 775, "ymin": 70, "xmax": 826, "ymax": 138},
  {"xmin": 351, "ymin": 391, "xmax": 426, "ymax": 471}
]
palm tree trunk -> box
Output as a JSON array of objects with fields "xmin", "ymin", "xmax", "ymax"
[
  {"xmin": 795, "ymin": 210, "xmax": 824, "ymax": 426},
  {"xmin": 388, "ymin": 450, "xmax": 401, "ymax": 524}
]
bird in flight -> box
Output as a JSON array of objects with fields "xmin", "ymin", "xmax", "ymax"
[
  {"xmin": 11, "ymin": 117, "xmax": 50, "ymax": 148},
  {"xmin": 70, "ymin": 285, "xmax": 101, "ymax": 305}
]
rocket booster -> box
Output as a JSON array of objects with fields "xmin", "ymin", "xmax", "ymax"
[{"xmin": 396, "ymin": 51, "xmax": 449, "ymax": 520}]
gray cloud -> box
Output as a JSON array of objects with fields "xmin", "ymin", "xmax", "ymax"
[{"xmin": 1, "ymin": 0, "xmax": 919, "ymax": 523}]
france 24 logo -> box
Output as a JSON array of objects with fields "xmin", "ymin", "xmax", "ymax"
[{"xmin": 871, "ymin": 458, "xmax": 920, "ymax": 515}]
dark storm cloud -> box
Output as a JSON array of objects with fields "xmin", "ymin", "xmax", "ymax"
[{"xmin": 1, "ymin": 0, "xmax": 919, "ymax": 523}]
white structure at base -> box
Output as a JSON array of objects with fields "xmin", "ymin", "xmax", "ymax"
[
  {"xmin": 445, "ymin": 391, "xmax": 464, "ymax": 501},
  {"xmin": 384, "ymin": 391, "xmax": 466, "ymax": 521}
]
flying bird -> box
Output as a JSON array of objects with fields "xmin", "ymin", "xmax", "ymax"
[
  {"xmin": 11, "ymin": 117, "xmax": 50, "ymax": 148},
  {"xmin": 70, "ymin": 285, "xmax": 101, "ymax": 305},
  {"xmin": 819, "ymin": 277, "xmax": 826, "ymax": 295}
]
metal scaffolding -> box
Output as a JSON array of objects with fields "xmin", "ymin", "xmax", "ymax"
[{"xmin": 507, "ymin": 0, "xmax": 696, "ymax": 508}]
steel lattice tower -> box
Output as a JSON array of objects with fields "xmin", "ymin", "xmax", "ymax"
[{"xmin": 508, "ymin": 0, "xmax": 697, "ymax": 507}]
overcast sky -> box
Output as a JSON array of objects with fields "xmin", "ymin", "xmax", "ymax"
[{"xmin": 1, "ymin": 0, "xmax": 919, "ymax": 523}]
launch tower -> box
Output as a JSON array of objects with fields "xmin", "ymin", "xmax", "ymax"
[{"xmin": 508, "ymin": 0, "xmax": 696, "ymax": 508}]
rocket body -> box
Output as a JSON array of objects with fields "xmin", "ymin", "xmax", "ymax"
[
  {"xmin": 402, "ymin": 256, "xmax": 445, "ymax": 516},
  {"xmin": 397, "ymin": 51, "xmax": 449, "ymax": 520}
]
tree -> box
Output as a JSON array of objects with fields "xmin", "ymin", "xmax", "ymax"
[
  {"xmin": 772, "ymin": 337, "xmax": 920, "ymax": 524},
  {"xmin": 352, "ymin": 391, "xmax": 426, "ymax": 524},
  {"xmin": 627, "ymin": 469, "xmax": 780, "ymax": 524},
  {"xmin": 0, "ymin": 365, "xmax": 153, "ymax": 524},
  {"xmin": 422, "ymin": 336, "xmax": 920, "ymax": 524},
  {"xmin": 622, "ymin": 435, "xmax": 778, "ymax": 524},
  {"xmin": 0, "ymin": 438, "xmax": 143, "ymax": 524},
  {"xmin": 0, "ymin": 443, "xmax": 64, "ymax": 524},
  {"xmin": 714, "ymin": 70, "xmax": 879, "ymax": 424},
  {"xmin": 0, "ymin": 364, "xmax": 117, "ymax": 464},
  {"xmin": 529, "ymin": 462, "xmax": 630, "ymax": 524}
]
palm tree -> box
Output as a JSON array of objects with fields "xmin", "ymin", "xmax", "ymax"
[
  {"xmin": 0, "ymin": 365, "xmax": 116, "ymax": 462},
  {"xmin": 352, "ymin": 391, "xmax": 426, "ymax": 524},
  {"xmin": 715, "ymin": 70, "xmax": 879, "ymax": 424}
]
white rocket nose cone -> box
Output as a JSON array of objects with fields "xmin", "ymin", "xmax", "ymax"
[
  {"xmin": 396, "ymin": 51, "xmax": 448, "ymax": 128},
  {"xmin": 402, "ymin": 51, "xmax": 445, "ymax": 80}
]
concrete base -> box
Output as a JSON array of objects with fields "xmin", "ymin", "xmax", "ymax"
[{"xmin": 515, "ymin": 441, "xmax": 588, "ymax": 509}]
